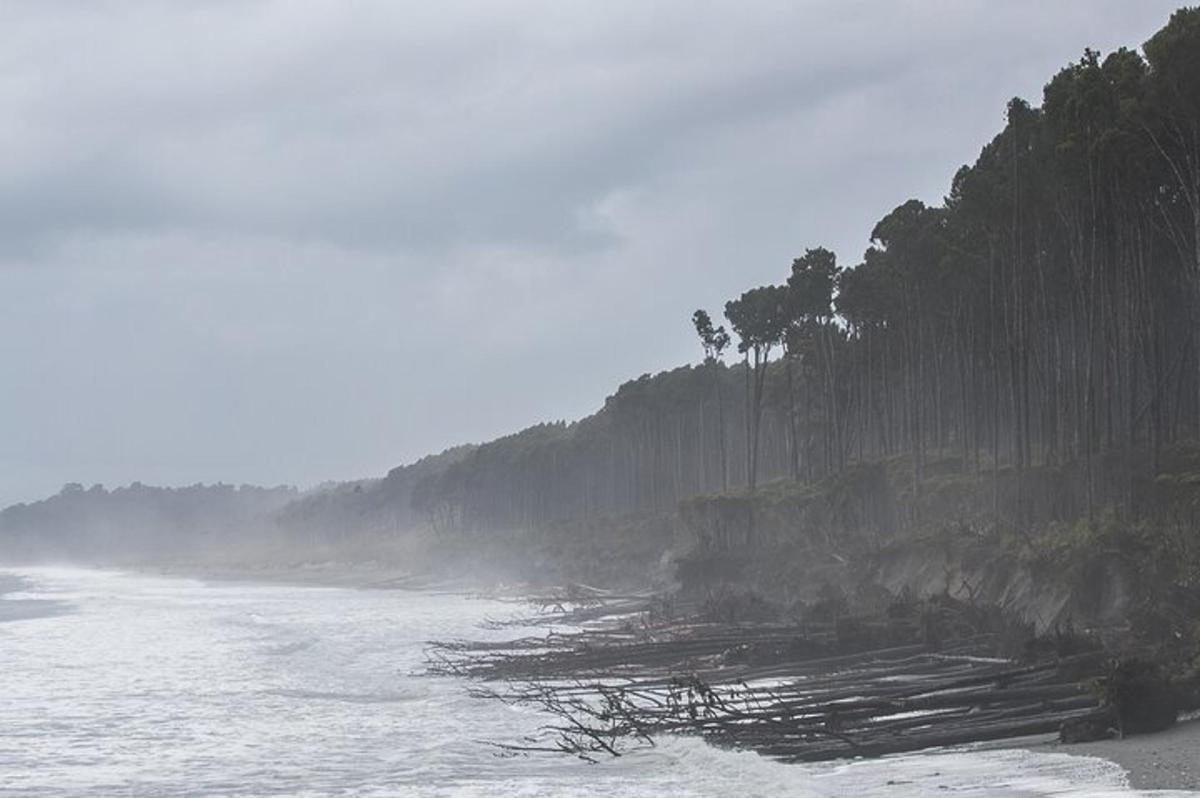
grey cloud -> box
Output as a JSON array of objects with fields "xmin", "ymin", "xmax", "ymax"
[{"xmin": 0, "ymin": 1, "xmax": 1011, "ymax": 260}]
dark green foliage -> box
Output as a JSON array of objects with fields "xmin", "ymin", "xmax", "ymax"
[
  {"xmin": 726, "ymin": 285, "xmax": 792, "ymax": 490},
  {"xmin": 693, "ymin": 309, "xmax": 732, "ymax": 490},
  {"xmin": 683, "ymin": 9, "xmax": 1200, "ymax": 535},
  {"xmin": 698, "ymin": 587, "xmax": 782, "ymax": 624},
  {"xmin": 724, "ymin": 286, "xmax": 791, "ymax": 359},
  {"xmin": 1101, "ymin": 658, "xmax": 1180, "ymax": 735},
  {"xmin": 691, "ymin": 309, "xmax": 730, "ymax": 363},
  {"xmin": 801, "ymin": 581, "xmax": 850, "ymax": 623},
  {"xmin": 788, "ymin": 248, "xmax": 838, "ymax": 321}
]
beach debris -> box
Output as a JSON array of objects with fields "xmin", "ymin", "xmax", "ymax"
[{"xmin": 429, "ymin": 591, "xmax": 1119, "ymax": 762}]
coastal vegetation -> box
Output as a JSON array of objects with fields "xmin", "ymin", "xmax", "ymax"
[
  {"xmin": 328, "ymin": 7, "xmax": 1200, "ymax": 562},
  {"xmin": 0, "ymin": 482, "xmax": 295, "ymax": 562}
]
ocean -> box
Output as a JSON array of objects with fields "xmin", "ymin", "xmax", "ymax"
[{"xmin": 0, "ymin": 567, "xmax": 1188, "ymax": 797}]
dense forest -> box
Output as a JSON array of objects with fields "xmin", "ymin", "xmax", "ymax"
[
  {"xmin": 276, "ymin": 445, "xmax": 475, "ymax": 544},
  {"xmin": 383, "ymin": 8, "xmax": 1200, "ymax": 538}
]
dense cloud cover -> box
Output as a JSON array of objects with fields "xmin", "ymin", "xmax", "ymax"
[{"xmin": 0, "ymin": 1, "xmax": 1182, "ymax": 505}]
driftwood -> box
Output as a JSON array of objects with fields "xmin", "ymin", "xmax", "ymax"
[{"xmin": 428, "ymin": 593, "xmax": 1110, "ymax": 763}]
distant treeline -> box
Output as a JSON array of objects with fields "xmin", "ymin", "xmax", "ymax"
[
  {"xmin": 0, "ymin": 482, "xmax": 296, "ymax": 561},
  {"xmin": 275, "ymin": 445, "xmax": 475, "ymax": 543}
]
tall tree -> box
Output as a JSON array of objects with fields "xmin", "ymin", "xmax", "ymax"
[
  {"xmin": 725, "ymin": 285, "xmax": 790, "ymax": 491},
  {"xmin": 787, "ymin": 247, "xmax": 843, "ymax": 473},
  {"xmin": 692, "ymin": 309, "xmax": 732, "ymax": 490},
  {"xmin": 1144, "ymin": 9, "xmax": 1200, "ymax": 435}
]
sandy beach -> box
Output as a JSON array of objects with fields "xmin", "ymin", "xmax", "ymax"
[{"xmin": 1021, "ymin": 716, "xmax": 1200, "ymax": 791}]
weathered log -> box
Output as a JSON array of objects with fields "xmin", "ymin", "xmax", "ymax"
[{"xmin": 433, "ymin": 592, "xmax": 1114, "ymax": 764}]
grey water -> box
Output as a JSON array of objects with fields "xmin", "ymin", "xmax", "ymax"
[{"xmin": 0, "ymin": 568, "xmax": 1183, "ymax": 797}]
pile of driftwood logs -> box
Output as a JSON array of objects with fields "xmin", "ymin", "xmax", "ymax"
[{"xmin": 427, "ymin": 588, "xmax": 1128, "ymax": 762}]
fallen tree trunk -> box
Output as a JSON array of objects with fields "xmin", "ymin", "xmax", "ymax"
[{"xmin": 430, "ymin": 591, "xmax": 1113, "ymax": 763}]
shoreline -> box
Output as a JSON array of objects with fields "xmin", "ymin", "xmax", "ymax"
[
  {"xmin": 131, "ymin": 559, "xmax": 582, "ymax": 609},
  {"xmin": 134, "ymin": 557, "xmax": 656, "ymax": 604},
  {"xmin": 1017, "ymin": 715, "xmax": 1200, "ymax": 792},
  {"xmin": 148, "ymin": 560, "xmax": 456, "ymax": 591},
  {"xmin": 7, "ymin": 561, "xmax": 1198, "ymax": 792},
  {"xmin": 132, "ymin": 562, "xmax": 1200, "ymax": 792}
]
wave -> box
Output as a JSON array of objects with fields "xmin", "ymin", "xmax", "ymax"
[{"xmin": 260, "ymin": 687, "xmax": 425, "ymax": 704}]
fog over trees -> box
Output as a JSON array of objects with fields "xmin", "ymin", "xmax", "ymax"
[
  {"xmin": 0, "ymin": 482, "xmax": 296, "ymax": 562},
  {"xmin": 3, "ymin": 9, "xmax": 1200, "ymax": 572},
  {"xmin": 391, "ymin": 8, "xmax": 1200, "ymax": 537}
]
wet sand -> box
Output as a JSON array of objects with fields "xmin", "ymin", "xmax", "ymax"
[{"xmin": 1023, "ymin": 715, "xmax": 1200, "ymax": 791}]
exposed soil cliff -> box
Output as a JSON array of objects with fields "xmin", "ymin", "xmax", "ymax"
[{"xmin": 675, "ymin": 447, "xmax": 1200, "ymax": 632}]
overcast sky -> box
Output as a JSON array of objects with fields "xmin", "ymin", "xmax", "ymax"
[{"xmin": 0, "ymin": 1, "xmax": 1185, "ymax": 506}]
